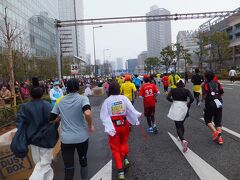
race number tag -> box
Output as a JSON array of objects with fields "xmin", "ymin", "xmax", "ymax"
[{"xmin": 111, "ymin": 101, "xmax": 124, "ymax": 115}]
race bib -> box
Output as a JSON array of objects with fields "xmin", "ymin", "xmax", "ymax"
[{"xmin": 111, "ymin": 101, "xmax": 125, "ymax": 115}]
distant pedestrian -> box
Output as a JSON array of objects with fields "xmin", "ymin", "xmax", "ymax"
[
  {"xmin": 100, "ymin": 81, "xmax": 141, "ymax": 180},
  {"xmin": 229, "ymin": 67, "xmax": 237, "ymax": 83},
  {"xmin": 167, "ymin": 79, "xmax": 194, "ymax": 152},
  {"xmin": 202, "ymin": 70, "xmax": 224, "ymax": 145},
  {"xmin": 139, "ymin": 75, "xmax": 160, "ymax": 134},
  {"xmin": 191, "ymin": 68, "xmax": 204, "ymax": 106},
  {"xmin": 51, "ymin": 78, "xmax": 94, "ymax": 180}
]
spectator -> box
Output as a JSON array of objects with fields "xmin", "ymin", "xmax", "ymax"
[{"xmin": 20, "ymin": 82, "xmax": 30, "ymax": 99}]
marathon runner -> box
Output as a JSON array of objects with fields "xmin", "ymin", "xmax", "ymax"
[
  {"xmin": 133, "ymin": 74, "xmax": 142, "ymax": 94},
  {"xmin": 162, "ymin": 73, "xmax": 169, "ymax": 95},
  {"xmin": 168, "ymin": 70, "xmax": 181, "ymax": 90},
  {"xmin": 167, "ymin": 79, "xmax": 194, "ymax": 152},
  {"xmin": 100, "ymin": 81, "xmax": 141, "ymax": 180},
  {"xmin": 139, "ymin": 75, "xmax": 160, "ymax": 133},
  {"xmin": 202, "ymin": 70, "xmax": 224, "ymax": 145},
  {"xmin": 191, "ymin": 68, "xmax": 204, "ymax": 106},
  {"xmin": 120, "ymin": 74, "xmax": 137, "ymax": 104}
]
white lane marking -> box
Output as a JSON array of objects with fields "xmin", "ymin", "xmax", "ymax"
[
  {"xmin": 90, "ymin": 160, "xmax": 112, "ymax": 180},
  {"xmin": 221, "ymin": 83, "xmax": 240, "ymax": 87},
  {"xmin": 168, "ymin": 132, "xmax": 228, "ymax": 180},
  {"xmin": 200, "ymin": 118, "xmax": 240, "ymax": 139},
  {"xmin": 222, "ymin": 87, "xmax": 233, "ymax": 90}
]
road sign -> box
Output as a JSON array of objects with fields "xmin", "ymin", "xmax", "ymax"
[{"xmin": 71, "ymin": 64, "xmax": 79, "ymax": 75}]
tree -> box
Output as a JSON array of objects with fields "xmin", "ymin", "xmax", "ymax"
[
  {"xmin": 194, "ymin": 32, "xmax": 209, "ymax": 72},
  {"xmin": 0, "ymin": 8, "xmax": 22, "ymax": 106},
  {"xmin": 181, "ymin": 49, "xmax": 192, "ymax": 73},
  {"xmin": 160, "ymin": 45, "xmax": 176, "ymax": 73},
  {"xmin": 144, "ymin": 57, "xmax": 159, "ymax": 75},
  {"xmin": 209, "ymin": 31, "xmax": 231, "ymax": 73}
]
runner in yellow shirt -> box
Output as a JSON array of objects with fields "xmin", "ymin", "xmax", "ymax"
[
  {"xmin": 168, "ymin": 70, "xmax": 181, "ymax": 89},
  {"xmin": 120, "ymin": 75, "xmax": 137, "ymax": 104},
  {"xmin": 117, "ymin": 76, "xmax": 124, "ymax": 86}
]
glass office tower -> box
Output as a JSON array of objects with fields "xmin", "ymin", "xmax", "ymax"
[{"xmin": 0, "ymin": 0, "xmax": 59, "ymax": 57}]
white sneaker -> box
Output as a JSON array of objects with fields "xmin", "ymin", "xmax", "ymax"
[{"xmin": 182, "ymin": 140, "xmax": 188, "ymax": 153}]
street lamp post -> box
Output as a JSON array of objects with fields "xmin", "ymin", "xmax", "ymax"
[{"xmin": 93, "ymin": 25, "xmax": 103, "ymax": 77}]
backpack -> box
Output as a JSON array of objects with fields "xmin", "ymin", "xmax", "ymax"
[{"xmin": 206, "ymin": 81, "xmax": 222, "ymax": 101}]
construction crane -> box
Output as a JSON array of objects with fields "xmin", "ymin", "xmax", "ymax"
[{"xmin": 55, "ymin": 10, "xmax": 239, "ymax": 27}]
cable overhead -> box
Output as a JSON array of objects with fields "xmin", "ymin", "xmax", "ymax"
[{"xmin": 55, "ymin": 11, "xmax": 239, "ymax": 27}]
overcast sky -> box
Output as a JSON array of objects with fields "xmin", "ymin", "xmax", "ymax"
[{"xmin": 83, "ymin": 0, "xmax": 240, "ymax": 64}]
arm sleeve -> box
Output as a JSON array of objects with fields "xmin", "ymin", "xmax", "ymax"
[
  {"xmin": 50, "ymin": 113, "xmax": 58, "ymax": 122},
  {"xmin": 82, "ymin": 105, "xmax": 91, "ymax": 112},
  {"xmin": 187, "ymin": 90, "xmax": 194, "ymax": 104},
  {"xmin": 132, "ymin": 84, "xmax": 137, "ymax": 92},
  {"xmin": 166, "ymin": 90, "xmax": 173, "ymax": 102},
  {"xmin": 16, "ymin": 104, "xmax": 26, "ymax": 129},
  {"xmin": 120, "ymin": 84, "xmax": 123, "ymax": 94},
  {"xmin": 219, "ymin": 83, "xmax": 224, "ymax": 95}
]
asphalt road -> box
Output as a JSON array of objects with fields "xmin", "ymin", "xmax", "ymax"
[{"xmin": 53, "ymin": 82, "xmax": 240, "ymax": 180}]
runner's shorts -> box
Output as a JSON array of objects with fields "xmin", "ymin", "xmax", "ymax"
[
  {"xmin": 144, "ymin": 106, "xmax": 155, "ymax": 117},
  {"xmin": 204, "ymin": 101, "xmax": 222, "ymax": 127}
]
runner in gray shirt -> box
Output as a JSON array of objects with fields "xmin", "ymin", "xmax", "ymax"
[{"xmin": 51, "ymin": 78, "xmax": 94, "ymax": 180}]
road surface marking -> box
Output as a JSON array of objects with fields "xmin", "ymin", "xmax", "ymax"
[
  {"xmin": 168, "ymin": 132, "xmax": 228, "ymax": 180},
  {"xmin": 222, "ymin": 87, "xmax": 233, "ymax": 90},
  {"xmin": 90, "ymin": 160, "xmax": 112, "ymax": 180},
  {"xmin": 221, "ymin": 83, "xmax": 240, "ymax": 87},
  {"xmin": 200, "ymin": 118, "xmax": 240, "ymax": 139}
]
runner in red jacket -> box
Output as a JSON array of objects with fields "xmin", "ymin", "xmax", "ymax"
[
  {"xmin": 162, "ymin": 73, "xmax": 169, "ymax": 95},
  {"xmin": 139, "ymin": 75, "xmax": 160, "ymax": 133}
]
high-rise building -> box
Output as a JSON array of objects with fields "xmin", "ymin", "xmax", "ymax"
[
  {"xmin": 0, "ymin": 0, "xmax": 59, "ymax": 57},
  {"xmin": 177, "ymin": 30, "xmax": 199, "ymax": 70},
  {"xmin": 136, "ymin": 51, "xmax": 148, "ymax": 74},
  {"xmin": 86, "ymin": 54, "xmax": 91, "ymax": 65},
  {"xmin": 58, "ymin": 0, "xmax": 86, "ymax": 61},
  {"xmin": 116, "ymin": 58, "xmax": 124, "ymax": 70},
  {"xmin": 126, "ymin": 59, "xmax": 138, "ymax": 74},
  {"xmin": 110, "ymin": 61, "xmax": 116, "ymax": 71},
  {"xmin": 146, "ymin": 6, "xmax": 172, "ymax": 58}
]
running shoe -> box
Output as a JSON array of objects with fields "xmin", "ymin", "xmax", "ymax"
[
  {"xmin": 124, "ymin": 158, "xmax": 130, "ymax": 169},
  {"xmin": 118, "ymin": 172, "xmax": 125, "ymax": 180},
  {"xmin": 148, "ymin": 127, "xmax": 153, "ymax": 133},
  {"xmin": 217, "ymin": 136, "xmax": 224, "ymax": 145},
  {"xmin": 153, "ymin": 125, "xmax": 158, "ymax": 134},
  {"xmin": 212, "ymin": 131, "xmax": 221, "ymax": 141},
  {"xmin": 182, "ymin": 140, "xmax": 188, "ymax": 153}
]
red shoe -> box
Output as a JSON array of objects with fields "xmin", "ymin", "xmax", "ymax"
[
  {"xmin": 218, "ymin": 136, "xmax": 224, "ymax": 145},
  {"xmin": 212, "ymin": 131, "xmax": 221, "ymax": 141}
]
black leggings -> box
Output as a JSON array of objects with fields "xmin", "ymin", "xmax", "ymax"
[
  {"xmin": 61, "ymin": 139, "xmax": 89, "ymax": 180},
  {"xmin": 193, "ymin": 92, "xmax": 200, "ymax": 104},
  {"xmin": 147, "ymin": 115, "xmax": 155, "ymax": 128},
  {"xmin": 175, "ymin": 120, "xmax": 185, "ymax": 141}
]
